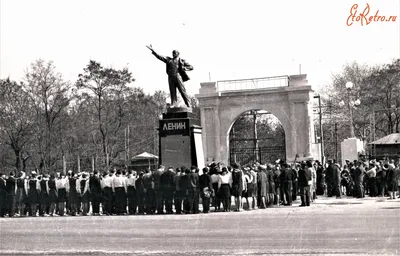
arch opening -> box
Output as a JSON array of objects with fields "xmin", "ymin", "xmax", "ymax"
[{"xmin": 228, "ymin": 109, "xmax": 286, "ymax": 166}]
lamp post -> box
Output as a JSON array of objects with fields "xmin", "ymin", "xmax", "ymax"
[{"xmin": 339, "ymin": 81, "xmax": 360, "ymax": 139}]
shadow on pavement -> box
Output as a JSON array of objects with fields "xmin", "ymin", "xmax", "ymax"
[
  {"xmin": 324, "ymin": 201, "xmax": 364, "ymax": 205},
  {"xmin": 380, "ymin": 206, "xmax": 400, "ymax": 210}
]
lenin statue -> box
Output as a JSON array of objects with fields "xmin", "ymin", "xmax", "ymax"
[{"xmin": 147, "ymin": 45, "xmax": 193, "ymax": 108}]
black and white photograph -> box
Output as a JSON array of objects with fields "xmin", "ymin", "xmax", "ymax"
[{"xmin": 0, "ymin": 0, "xmax": 399, "ymax": 255}]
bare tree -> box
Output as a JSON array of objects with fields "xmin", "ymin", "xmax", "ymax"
[
  {"xmin": 23, "ymin": 60, "xmax": 71, "ymax": 173},
  {"xmin": 0, "ymin": 78, "xmax": 36, "ymax": 173}
]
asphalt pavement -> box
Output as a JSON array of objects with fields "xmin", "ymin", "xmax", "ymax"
[{"xmin": 0, "ymin": 196, "xmax": 399, "ymax": 256}]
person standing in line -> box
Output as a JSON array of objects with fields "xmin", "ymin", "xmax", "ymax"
[
  {"xmin": 259, "ymin": 165, "xmax": 269, "ymax": 208},
  {"xmin": 27, "ymin": 171, "xmax": 40, "ymax": 217},
  {"xmin": 298, "ymin": 162, "xmax": 312, "ymax": 207},
  {"xmin": 89, "ymin": 170, "xmax": 102, "ymax": 216},
  {"xmin": 376, "ymin": 164, "xmax": 387, "ymax": 197},
  {"xmin": 56, "ymin": 173, "xmax": 68, "ymax": 216},
  {"xmin": 47, "ymin": 173, "xmax": 58, "ymax": 216},
  {"xmin": 180, "ymin": 167, "xmax": 190, "ymax": 213},
  {"xmin": 39, "ymin": 174, "xmax": 49, "ymax": 216},
  {"xmin": 186, "ymin": 166, "xmax": 200, "ymax": 214},
  {"xmin": 6, "ymin": 171, "xmax": 17, "ymax": 217},
  {"xmin": 135, "ymin": 172, "xmax": 146, "ymax": 214},
  {"xmin": 266, "ymin": 164, "xmax": 275, "ymax": 208},
  {"xmin": 78, "ymin": 173, "xmax": 90, "ymax": 216},
  {"xmin": 396, "ymin": 162, "xmax": 400, "ymax": 198},
  {"xmin": 153, "ymin": 165, "xmax": 164, "ymax": 215},
  {"xmin": 310, "ymin": 162, "xmax": 317, "ymax": 201},
  {"xmin": 325, "ymin": 160, "xmax": 334, "ymax": 197},
  {"xmin": 103, "ymin": 170, "xmax": 114, "ymax": 215},
  {"xmin": 249, "ymin": 166, "xmax": 258, "ymax": 209},
  {"xmin": 241, "ymin": 167, "xmax": 252, "ymax": 210},
  {"xmin": 280, "ymin": 163, "xmax": 294, "ymax": 206},
  {"xmin": 210, "ymin": 166, "xmax": 221, "ymax": 212},
  {"xmin": 354, "ymin": 161, "xmax": 365, "ymax": 198},
  {"xmin": 231, "ymin": 163, "xmax": 244, "ymax": 212},
  {"xmin": 386, "ymin": 163, "xmax": 397, "ymax": 199},
  {"xmin": 191, "ymin": 166, "xmax": 201, "ymax": 214},
  {"xmin": 113, "ymin": 170, "xmax": 127, "ymax": 215},
  {"xmin": 199, "ymin": 167, "xmax": 212, "ymax": 213},
  {"xmin": 173, "ymin": 168, "xmax": 183, "ymax": 214},
  {"xmin": 218, "ymin": 167, "xmax": 232, "ymax": 212},
  {"xmin": 272, "ymin": 165, "xmax": 281, "ymax": 206},
  {"xmin": 366, "ymin": 163, "xmax": 377, "ymax": 197},
  {"xmin": 66, "ymin": 172, "xmax": 79, "ymax": 216},
  {"xmin": 0, "ymin": 172, "xmax": 7, "ymax": 217},
  {"xmin": 160, "ymin": 166, "xmax": 176, "ymax": 214},
  {"xmin": 16, "ymin": 172, "xmax": 27, "ymax": 217},
  {"xmin": 126, "ymin": 170, "xmax": 137, "ymax": 215},
  {"xmin": 143, "ymin": 169, "xmax": 155, "ymax": 214},
  {"xmin": 291, "ymin": 164, "xmax": 299, "ymax": 202}
]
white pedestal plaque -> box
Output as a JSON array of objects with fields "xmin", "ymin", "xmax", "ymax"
[{"xmin": 340, "ymin": 138, "xmax": 364, "ymax": 167}]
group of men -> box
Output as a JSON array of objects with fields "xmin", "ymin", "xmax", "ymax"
[
  {"xmin": 0, "ymin": 165, "xmax": 208, "ymax": 217},
  {"xmin": 335, "ymin": 159, "xmax": 400, "ymax": 199},
  {"xmin": 1, "ymin": 157, "xmax": 398, "ymax": 218}
]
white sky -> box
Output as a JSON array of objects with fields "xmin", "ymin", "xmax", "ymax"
[{"xmin": 1, "ymin": 0, "xmax": 399, "ymax": 96}]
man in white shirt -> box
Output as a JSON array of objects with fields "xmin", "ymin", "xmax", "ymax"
[
  {"xmin": 113, "ymin": 170, "xmax": 127, "ymax": 215},
  {"xmin": 126, "ymin": 170, "xmax": 137, "ymax": 215}
]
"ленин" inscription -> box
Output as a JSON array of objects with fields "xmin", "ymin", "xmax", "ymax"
[{"xmin": 163, "ymin": 122, "xmax": 186, "ymax": 131}]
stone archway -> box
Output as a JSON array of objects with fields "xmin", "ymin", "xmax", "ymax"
[{"xmin": 195, "ymin": 74, "xmax": 317, "ymax": 165}]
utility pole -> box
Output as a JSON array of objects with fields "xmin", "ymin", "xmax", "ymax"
[
  {"xmin": 335, "ymin": 122, "xmax": 338, "ymax": 161},
  {"xmin": 253, "ymin": 110, "xmax": 259, "ymax": 163},
  {"xmin": 314, "ymin": 95, "xmax": 324, "ymax": 165}
]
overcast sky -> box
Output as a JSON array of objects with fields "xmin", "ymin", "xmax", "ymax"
[{"xmin": 1, "ymin": 0, "xmax": 399, "ymax": 96}]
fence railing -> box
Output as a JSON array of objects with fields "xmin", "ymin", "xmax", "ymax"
[{"xmin": 217, "ymin": 75, "xmax": 289, "ymax": 92}]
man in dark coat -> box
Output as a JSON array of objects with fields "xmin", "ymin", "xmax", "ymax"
[
  {"xmin": 89, "ymin": 170, "xmax": 102, "ymax": 215},
  {"xmin": 354, "ymin": 161, "xmax": 365, "ymax": 198},
  {"xmin": 6, "ymin": 171, "xmax": 17, "ymax": 217},
  {"xmin": 325, "ymin": 159, "xmax": 334, "ymax": 197},
  {"xmin": 199, "ymin": 167, "xmax": 212, "ymax": 213},
  {"xmin": 143, "ymin": 169, "xmax": 155, "ymax": 214},
  {"xmin": 39, "ymin": 174, "xmax": 49, "ymax": 216},
  {"xmin": 174, "ymin": 168, "xmax": 183, "ymax": 214},
  {"xmin": 280, "ymin": 163, "xmax": 294, "ymax": 206},
  {"xmin": 0, "ymin": 172, "xmax": 7, "ymax": 217},
  {"xmin": 135, "ymin": 172, "xmax": 146, "ymax": 214},
  {"xmin": 180, "ymin": 168, "xmax": 190, "ymax": 213},
  {"xmin": 160, "ymin": 166, "xmax": 176, "ymax": 214},
  {"xmin": 188, "ymin": 166, "xmax": 200, "ymax": 214},
  {"xmin": 298, "ymin": 162, "xmax": 312, "ymax": 206},
  {"xmin": 292, "ymin": 165, "xmax": 299, "ymax": 202},
  {"xmin": 153, "ymin": 165, "xmax": 164, "ymax": 214}
]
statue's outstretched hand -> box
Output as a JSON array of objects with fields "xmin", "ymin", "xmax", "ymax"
[{"xmin": 146, "ymin": 44, "xmax": 154, "ymax": 52}]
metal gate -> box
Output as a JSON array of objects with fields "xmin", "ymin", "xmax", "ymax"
[{"xmin": 229, "ymin": 146, "xmax": 286, "ymax": 166}]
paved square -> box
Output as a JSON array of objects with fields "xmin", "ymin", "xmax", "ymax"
[{"xmin": 0, "ymin": 196, "xmax": 399, "ymax": 256}]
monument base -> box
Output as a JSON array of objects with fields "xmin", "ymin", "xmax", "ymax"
[
  {"xmin": 340, "ymin": 137, "xmax": 364, "ymax": 167},
  {"xmin": 166, "ymin": 106, "xmax": 192, "ymax": 113},
  {"xmin": 159, "ymin": 110, "xmax": 204, "ymax": 170}
]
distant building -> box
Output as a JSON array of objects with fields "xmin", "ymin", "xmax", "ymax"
[{"xmin": 368, "ymin": 133, "xmax": 400, "ymax": 160}]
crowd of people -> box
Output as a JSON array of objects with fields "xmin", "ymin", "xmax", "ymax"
[{"xmin": 0, "ymin": 158, "xmax": 399, "ymax": 218}]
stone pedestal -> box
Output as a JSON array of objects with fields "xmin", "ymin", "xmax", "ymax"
[
  {"xmin": 158, "ymin": 108, "xmax": 205, "ymax": 170},
  {"xmin": 340, "ymin": 137, "xmax": 364, "ymax": 167}
]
